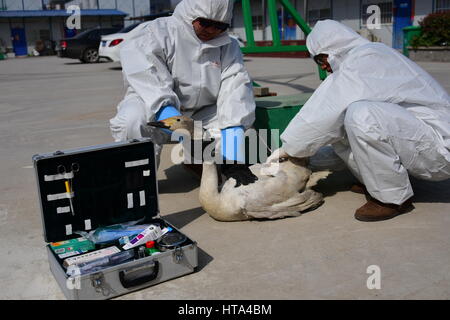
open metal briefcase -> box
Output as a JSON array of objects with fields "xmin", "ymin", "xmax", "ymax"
[{"xmin": 33, "ymin": 138, "xmax": 198, "ymax": 299}]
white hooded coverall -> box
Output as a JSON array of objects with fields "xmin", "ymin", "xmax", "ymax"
[
  {"xmin": 110, "ymin": 0, "xmax": 255, "ymax": 160},
  {"xmin": 281, "ymin": 20, "xmax": 450, "ymax": 205}
]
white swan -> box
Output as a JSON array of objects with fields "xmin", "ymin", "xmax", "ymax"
[
  {"xmin": 199, "ymin": 158, "xmax": 328, "ymax": 221},
  {"xmin": 148, "ymin": 116, "xmax": 328, "ymax": 221}
]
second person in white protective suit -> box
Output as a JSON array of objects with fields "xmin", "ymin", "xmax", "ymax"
[
  {"xmin": 110, "ymin": 0, "xmax": 258, "ymax": 186},
  {"xmin": 267, "ymin": 20, "xmax": 450, "ymax": 222}
]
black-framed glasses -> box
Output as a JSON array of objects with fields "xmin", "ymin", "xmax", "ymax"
[
  {"xmin": 196, "ymin": 17, "xmax": 230, "ymax": 31},
  {"xmin": 313, "ymin": 54, "xmax": 327, "ymax": 66}
]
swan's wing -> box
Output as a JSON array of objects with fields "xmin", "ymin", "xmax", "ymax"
[
  {"xmin": 249, "ymin": 163, "xmax": 271, "ymax": 180},
  {"xmin": 245, "ymin": 189, "xmax": 323, "ymax": 219},
  {"xmin": 220, "ymin": 177, "xmax": 238, "ymax": 192},
  {"xmin": 305, "ymin": 170, "xmax": 332, "ymax": 189}
]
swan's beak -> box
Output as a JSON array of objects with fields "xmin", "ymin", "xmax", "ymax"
[
  {"xmin": 147, "ymin": 121, "xmax": 170, "ymax": 129},
  {"xmin": 148, "ymin": 116, "xmax": 183, "ymax": 130}
]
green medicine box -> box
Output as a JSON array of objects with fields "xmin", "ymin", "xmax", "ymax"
[
  {"xmin": 245, "ymin": 92, "xmax": 313, "ymax": 163},
  {"xmin": 50, "ymin": 237, "xmax": 95, "ymax": 256}
]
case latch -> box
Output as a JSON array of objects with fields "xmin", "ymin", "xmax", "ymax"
[
  {"xmin": 172, "ymin": 246, "xmax": 194, "ymax": 271},
  {"xmin": 91, "ymin": 272, "xmax": 115, "ymax": 297},
  {"xmin": 173, "ymin": 246, "xmax": 184, "ymax": 263}
]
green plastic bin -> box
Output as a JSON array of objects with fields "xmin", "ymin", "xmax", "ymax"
[
  {"xmin": 245, "ymin": 92, "xmax": 313, "ymax": 163},
  {"xmin": 0, "ymin": 53, "xmax": 5, "ymax": 60},
  {"xmin": 403, "ymin": 26, "xmax": 421, "ymax": 57}
]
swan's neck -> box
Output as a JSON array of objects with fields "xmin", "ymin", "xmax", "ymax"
[
  {"xmin": 192, "ymin": 124, "xmax": 204, "ymax": 140},
  {"xmin": 199, "ymin": 162, "xmax": 220, "ymax": 211},
  {"xmin": 199, "ymin": 162, "xmax": 250, "ymax": 222}
]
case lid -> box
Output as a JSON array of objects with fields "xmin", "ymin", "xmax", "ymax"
[{"xmin": 33, "ymin": 139, "xmax": 159, "ymax": 243}]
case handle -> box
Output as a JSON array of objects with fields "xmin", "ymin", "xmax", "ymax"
[{"xmin": 119, "ymin": 260, "xmax": 159, "ymax": 289}]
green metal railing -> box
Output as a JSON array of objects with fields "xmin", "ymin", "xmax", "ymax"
[{"xmin": 235, "ymin": 0, "xmax": 327, "ymax": 80}]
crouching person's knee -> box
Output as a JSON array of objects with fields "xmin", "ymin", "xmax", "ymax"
[
  {"xmin": 110, "ymin": 114, "xmax": 130, "ymax": 142},
  {"xmin": 344, "ymin": 101, "xmax": 376, "ymax": 129},
  {"xmin": 110, "ymin": 100, "xmax": 146, "ymax": 142}
]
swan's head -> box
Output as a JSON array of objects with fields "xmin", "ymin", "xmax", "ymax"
[{"xmin": 148, "ymin": 115, "xmax": 195, "ymax": 136}]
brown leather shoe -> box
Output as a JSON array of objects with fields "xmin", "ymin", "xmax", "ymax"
[
  {"xmin": 355, "ymin": 197, "xmax": 414, "ymax": 222},
  {"xmin": 350, "ymin": 183, "xmax": 368, "ymax": 194}
]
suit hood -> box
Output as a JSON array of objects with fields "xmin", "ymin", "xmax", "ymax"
[
  {"xmin": 307, "ymin": 20, "xmax": 370, "ymax": 70},
  {"xmin": 173, "ymin": 0, "xmax": 234, "ymax": 24}
]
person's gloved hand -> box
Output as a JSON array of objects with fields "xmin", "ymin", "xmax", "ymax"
[
  {"xmin": 221, "ymin": 126, "xmax": 245, "ymax": 163},
  {"xmin": 154, "ymin": 105, "xmax": 181, "ymax": 135},
  {"xmin": 221, "ymin": 164, "xmax": 258, "ymax": 187},
  {"xmin": 219, "ymin": 126, "xmax": 258, "ymax": 187},
  {"xmin": 265, "ymin": 147, "xmax": 289, "ymax": 164}
]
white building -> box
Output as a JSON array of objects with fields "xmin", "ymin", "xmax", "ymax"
[
  {"xmin": 65, "ymin": 0, "xmax": 181, "ymax": 24},
  {"xmin": 230, "ymin": 0, "xmax": 450, "ymax": 48},
  {"xmin": 0, "ymin": 0, "xmax": 128, "ymax": 55},
  {"xmin": 0, "ymin": 0, "xmax": 181, "ymax": 56},
  {"xmin": 2, "ymin": 0, "xmax": 449, "ymax": 56}
]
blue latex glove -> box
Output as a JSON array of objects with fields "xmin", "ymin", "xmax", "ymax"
[
  {"xmin": 221, "ymin": 126, "xmax": 245, "ymax": 163},
  {"xmin": 155, "ymin": 105, "xmax": 181, "ymax": 135}
]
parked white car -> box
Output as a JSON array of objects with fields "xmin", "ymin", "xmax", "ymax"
[
  {"xmin": 99, "ymin": 12, "xmax": 173, "ymax": 63},
  {"xmin": 98, "ymin": 22, "xmax": 145, "ymax": 62}
]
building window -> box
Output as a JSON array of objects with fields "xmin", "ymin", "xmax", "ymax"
[
  {"xmin": 361, "ymin": 0, "xmax": 393, "ymax": 26},
  {"xmin": 435, "ymin": 0, "xmax": 450, "ymax": 13},
  {"xmin": 307, "ymin": 0, "xmax": 332, "ymax": 26},
  {"xmin": 252, "ymin": 15, "xmax": 264, "ymax": 30}
]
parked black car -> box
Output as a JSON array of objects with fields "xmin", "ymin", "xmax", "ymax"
[{"xmin": 58, "ymin": 27, "xmax": 121, "ymax": 63}]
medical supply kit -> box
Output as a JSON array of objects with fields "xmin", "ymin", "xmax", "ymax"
[{"xmin": 33, "ymin": 139, "xmax": 198, "ymax": 300}]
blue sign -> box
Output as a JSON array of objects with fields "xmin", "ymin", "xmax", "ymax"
[{"xmin": 393, "ymin": 0, "xmax": 413, "ymax": 49}]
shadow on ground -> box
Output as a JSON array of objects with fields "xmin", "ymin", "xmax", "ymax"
[
  {"xmin": 196, "ymin": 247, "xmax": 214, "ymax": 271},
  {"xmin": 312, "ymin": 169, "xmax": 356, "ymax": 197},
  {"xmin": 253, "ymin": 72, "xmax": 316, "ymax": 93},
  {"xmin": 314, "ymin": 169, "xmax": 450, "ymax": 204},
  {"xmin": 411, "ymin": 178, "xmax": 450, "ymax": 203},
  {"xmin": 162, "ymin": 206, "xmax": 205, "ymax": 229},
  {"xmin": 64, "ymin": 61, "xmax": 109, "ymax": 65},
  {"xmin": 158, "ymin": 165, "xmax": 200, "ymax": 194}
]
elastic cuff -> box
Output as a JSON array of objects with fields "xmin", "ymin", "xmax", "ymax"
[
  {"xmin": 221, "ymin": 126, "xmax": 245, "ymax": 163},
  {"xmin": 155, "ymin": 105, "xmax": 181, "ymax": 121},
  {"xmin": 155, "ymin": 106, "xmax": 181, "ymax": 135}
]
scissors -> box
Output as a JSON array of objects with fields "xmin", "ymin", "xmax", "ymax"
[{"xmin": 57, "ymin": 163, "xmax": 80, "ymax": 175}]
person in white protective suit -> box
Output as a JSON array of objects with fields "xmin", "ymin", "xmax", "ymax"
[
  {"xmin": 110, "ymin": 0, "xmax": 258, "ymax": 186},
  {"xmin": 267, "ymin": 20, "xmax": 450, "ymax": 222}
]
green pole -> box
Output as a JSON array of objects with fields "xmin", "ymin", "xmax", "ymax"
[
  {"xmin": 241, "ymin": 0, "xmax": 255, "ymax": 47},
  {"xmin": 318, "ymin": 68, "xmax": 327, "ymax": 80},
  {"xmin": 279, "ymin": 0, "xmax": 311, "ymax": 34},
  {"xmin": 279, "ymin": 0, "xmax": 326, "ymax": 79},
  {"xmin": 267, "ymin": 0, "xmax": 281, "ymax": 47},
  {"xmin": 235, "ymin": 0, "xmax": 326, "ymax": 80}
]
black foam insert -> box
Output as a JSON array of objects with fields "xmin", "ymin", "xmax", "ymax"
[{"xmin": 34, "ymin": 140, "xmax": 159, "ymax": 243}]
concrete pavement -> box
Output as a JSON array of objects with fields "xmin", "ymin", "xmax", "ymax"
[{"xmin": 0, "ymin": 56, "xmax": 449, "ymax": 299}]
